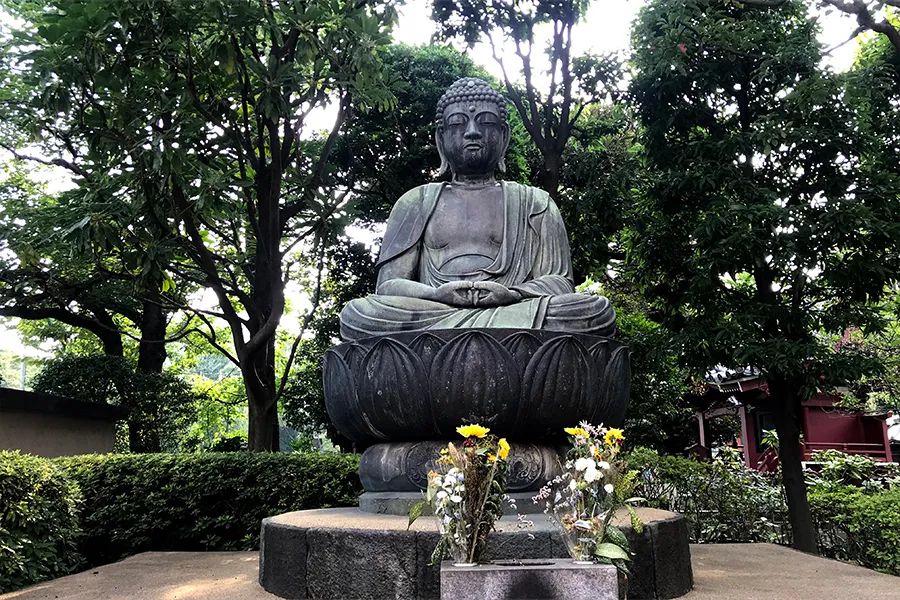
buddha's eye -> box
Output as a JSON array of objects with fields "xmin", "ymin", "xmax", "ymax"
[
  {"xmin": 476, "ymin": 112, "xmax": 500, "ymax": 126},
  {"xmin": 445, "ymin": 113, "xmax": 468, "ymax": 127}
]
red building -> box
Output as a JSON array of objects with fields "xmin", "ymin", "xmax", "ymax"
[{"xmin": 695, "ymin": 374, "xmax": 893, "ymax": 471}]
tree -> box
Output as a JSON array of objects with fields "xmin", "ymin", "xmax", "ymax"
[
  {"xmin": 0, "ymin": 169, "xmax": 160, "ymax": 364},
  {"xmin": 31, "ymin": 354, "xmax": 199, "ymax": 452},
  {"xmin": 281, "ymin": 236, "xmax": 375, "ymax": 448},
  {"xmin": 1, "ymin": 0, "xmax": 398, "ymax": 450},
  {"xmin": 432, "ymin": 0, "xmax": 622, "ymax": 198},
  {"xmin": 743, "ymin": 0, "xmax": 900, "ymax": 56},
  {"xmin": 553, "ymin": 104, "xmax": 644, "ymax": 280},
  {"xmin": 595, "ymin": 279, "xmax": 698, "ymax": 454},
  {"xmin": 629, "ymin": 0, "xmax": 899, "ymax": 552}
]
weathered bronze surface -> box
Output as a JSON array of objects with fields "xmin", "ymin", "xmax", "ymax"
[
  {"xmin": 324, "ymin": 329, "xmax": 630, "ymax": 444},
  {"xmin": 339, "ymin": 77, "xmax": 615, "ymax": 341},
  {"xmin": 327, "ymin": 78, "xmax": 629, "ymax": 511}
]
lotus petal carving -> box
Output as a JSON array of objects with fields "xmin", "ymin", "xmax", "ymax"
[
  {"xmin": 409, "ymin": 332, "xmax": 446, "ymax": 372},
  {"xmin": 324, "ymin": 328, "xmax": 629, "ymax": 443},
  {"xmin": 356, "ymin": 338, "xmax": 432, "ymax": 439},
  {"xmin": 600, "ymin": 345, "xmax": 631, "ymax": 426},
  {"xmin": 501, "ymin": 331, "xmax": 542, "ymax": 370},
  {"xmin": 323, "ymin": 350, "xmax": 379, "ymax": 442},
  {"xmin": 520, "ymin": 336, "xmax": 598, "ymax": 436},
  {"xmin": 429, "ymin": 331, "xmax": 520, "ymax": 436}
]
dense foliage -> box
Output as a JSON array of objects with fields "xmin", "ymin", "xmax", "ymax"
[
  {"xmin": 31, "ymin": 355, "xmax": 199, "ymax": 452},
  {"xmin": 628, "ymin": 0, "xmax": 900, "ymax": 552},
  {"xmin": 629, "ymin": 447, "xmax": 787, "ymax": 544},
  {"xmin": 630, "ymin": 447, "xmax": 900, "ymax": 574},
  {"xmin": 55, "ymin": 452, "xmax": 361, "ymax": 567},
  {"xmin": 0, "ymin": 0, "xmax": 400, "ymax": 450},
  {"xmin": 810, "ymin": 484, "xmax": 900, "ymax": 575},
  {"xmin": 0, "ymin": 451, "xmax": 82, "ymax": 593}
]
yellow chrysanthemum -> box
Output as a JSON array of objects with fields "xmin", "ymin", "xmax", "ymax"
[
  {"xmin": 457, "ymin": 424, "xmax": 490, "ymax": 438},
  {"xmin": 498, "ymin": 438, "xmax": 510, "ymax": 460},
  {"xmin": 564, "ymin": 427, "xmax": 589, "ymax": 437},
  {"xmin": 488, "ymin": 453, "xmax": 498, "ymax": 462},
  {"xmin": 604, "ymin": 428, "xmax": 625, "ymax": 446}
]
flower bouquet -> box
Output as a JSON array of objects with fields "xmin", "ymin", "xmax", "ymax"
[
  {"xmin": 408, "ymin": 424, "xmax": 510, "ymax": 566},
  {"xmin": 535, "ymin": 422, "xmax": 643, "ymax": 571}
]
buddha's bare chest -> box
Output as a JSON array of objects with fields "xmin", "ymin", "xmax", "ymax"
[{"xmin": 423, "ymin": 186, "xmax": 504, "ymax": 273}]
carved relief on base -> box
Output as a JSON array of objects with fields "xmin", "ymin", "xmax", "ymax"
[
  {"xmin": 323, "ymin": 328, "xmax": 631, "ymax": 444},
  {"xmin": 359, "ymin": 440, "xmax": 564, "ymax": 492}
]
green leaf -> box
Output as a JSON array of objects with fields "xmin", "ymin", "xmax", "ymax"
[
  {"xmin": 604, "ymin": 525, "xmax": 630, "ymax": 553},
  {"xmin": 594, "ymin": 542, "xmax": 630, "ymax": 561},
  {"xmin": 407, "ymin": 499, "xmax": 428, "ymax": 530},
  {"xmin": 626, "ymin": 504, "xmax": 644, "ymax": 535}
]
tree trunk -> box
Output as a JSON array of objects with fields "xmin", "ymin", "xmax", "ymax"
[
  {"xmin": 769, "ymin": 377, "xmax": 818, "ymax": 554},
  {"xmin": 244, "ymin": 337, "xmax": 279, "ymax": 451},
  {"xmin": 539, "ymin": 152, "xmax": 562, "ymax": 200},
  {"xmin": 90, "ymin": 309, "xmax": 125, "ymax": 357},
  {"xmin": 242, "ymin": 164, "xmax": 284, "ymax": 452},
  {"xmin": 97, "ymin": 329, "xmax": 125, "ymax": 357},
  {"xmin": 137, "ymin": 296, "xmax": 167, "ymax": 373}
]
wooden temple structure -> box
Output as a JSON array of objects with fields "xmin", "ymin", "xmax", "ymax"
[{"xmin": 695, "ymin": 373, "xmax": 893, "ymax": 471}]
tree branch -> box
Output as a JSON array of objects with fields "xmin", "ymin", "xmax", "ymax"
[{"xmin": 0, "ymin": 141, "xmax": 87, "ymax": 177}]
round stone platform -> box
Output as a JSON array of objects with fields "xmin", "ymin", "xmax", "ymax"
[{"xmin": 258, "ymin": 507, "xmax": 693, "ymax": 600}]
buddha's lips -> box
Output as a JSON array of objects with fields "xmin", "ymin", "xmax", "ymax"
[{"xmin": 464, "ymin": 143, "xmax": 483, "ymax": 151}]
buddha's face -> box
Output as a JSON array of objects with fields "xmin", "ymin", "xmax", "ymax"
[{"xmin": 438, "ymin": 100, "xmax": 509, "ymax": 176}]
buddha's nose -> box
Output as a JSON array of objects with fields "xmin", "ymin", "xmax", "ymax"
[{"xmin": 464, "ymin": 120, "xmax": 482, "ymax": 140}]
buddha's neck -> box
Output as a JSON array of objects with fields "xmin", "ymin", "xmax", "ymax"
[{"xmin": 451, "ymin": 172, "xmax": 497, "ymax": 187}]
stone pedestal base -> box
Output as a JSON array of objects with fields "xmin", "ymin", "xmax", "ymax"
[
  {"xmin": 441, "ymin": 560, "xmax": 618, "ymax": 600},
  {"xmin": 258, "ymin": 507, "xmax": 693, "ymax": 600}
]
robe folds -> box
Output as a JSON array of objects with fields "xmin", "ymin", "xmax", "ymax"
[{"xmin": 339, "ymin": 181, "xmax": 616, "ymax": 341}]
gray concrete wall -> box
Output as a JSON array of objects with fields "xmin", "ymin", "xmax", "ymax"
[{"xmin": 0, "ymin": 409, "xmax": 116, "ymax": 456}]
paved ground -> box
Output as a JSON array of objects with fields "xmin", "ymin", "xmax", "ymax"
[{"xmin": 2, "ymin": 544, "xmax": 897, "ymax": 599}]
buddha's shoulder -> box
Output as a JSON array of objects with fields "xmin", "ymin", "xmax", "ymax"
[
  {"xmin": 391, "ymin": 183, "xmax": 440, "ymax": 207},
  {"xmin": 500, "ymin": 181, "xmax": 553, "ymax": 210}
]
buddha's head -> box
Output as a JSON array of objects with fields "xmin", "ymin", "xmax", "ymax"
[{"xmin": 435, "ymin": 77, "xmax": 510, "ymax": 178}]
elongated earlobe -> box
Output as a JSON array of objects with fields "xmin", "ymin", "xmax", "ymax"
[
  {"xmin": 435, "ymin": 128, "xmax": 449, "ymax": 176},
  {"xmin": 498, "ymin": 124, "xmax": 510, "ymax": 174}
]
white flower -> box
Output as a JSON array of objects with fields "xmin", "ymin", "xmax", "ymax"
[
  {"xmin": 450, "ymin": 494, "xmax": 463, "ymax": 503},
  {"xmin": 604, "ymin": 483, "xmax": 615, "ymax": 494},
  {"xmin": 436, "ymin": 490, "xmax": 448, "ymax": 500},
  {"xmin": 568, "ymin": 480, "xmax": 577, "ymax": 491},
  {"xmin": 598, "ymin": 461, "xmax": 610, "ymax": 470},
  {"xmin": 584, "ymin": 466, "xmax": 602, "ymax": 483},
  {"xmin": 574, "ymin": 457, "xmax": 595, "ymax": 472}
]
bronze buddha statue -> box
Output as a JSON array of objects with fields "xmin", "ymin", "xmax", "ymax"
[{"xmin": 339, "ymin": 77, "xmax": 616, "ymax": 341}]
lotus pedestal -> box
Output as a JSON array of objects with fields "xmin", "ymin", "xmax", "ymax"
[{"xmin": 323, "ymin": 328, "xmax": 631, "ymax": 514}]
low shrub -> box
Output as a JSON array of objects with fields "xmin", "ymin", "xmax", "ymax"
[
  {"xmin": 628, "ymin": 447, "xmax": 900, "ymax": 573},
  {"xmin": 810, "ymin": 483, "xmax": 900, "ymax": 574},
  {"xmin": 627, "ymin": 447, "xmax": 787, "ymax": 544},
  {"xmin": 0, "ymin": 451, "xmax": 82, "ymax": 592},
  {"xmin": 56, "ymin": 452, "xmax": 361, "ymax": 567},
  {"xmin": 808, "ymin": 449, "xmax": 899, "ymax": 490}
]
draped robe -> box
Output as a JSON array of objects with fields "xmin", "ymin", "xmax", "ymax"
[{"xmin": 339, "ymin": 181, "xmax": 615, "ymax": 341}]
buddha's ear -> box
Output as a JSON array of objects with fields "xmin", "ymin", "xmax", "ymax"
[
  {"xmin": 498, "ymin": 122, "xmax": 511, "ymax": 174},
  {"xmin": 435, "ymin": 127, "xmax": 449, "ymax": 176}
]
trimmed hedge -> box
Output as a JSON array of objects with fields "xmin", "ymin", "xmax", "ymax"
[
  {"xmin": 810, "ymin": 484, "xmax": 900, "ymax": 575},
  {"xmin": 0, "ymin": 451, "xmax": 82, "ymax": 593},
  {"xmin": 55, "ymin": 452, "xmax": 361, "ymax": 567},
  {"xmin": 629, "ymin": 447, "xmax": 900, "ymax": 574}
]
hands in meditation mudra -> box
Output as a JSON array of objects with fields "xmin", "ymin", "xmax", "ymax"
[{"xmin": 340, "ymin": 78, "xmax": 616, "ymax": 341}]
